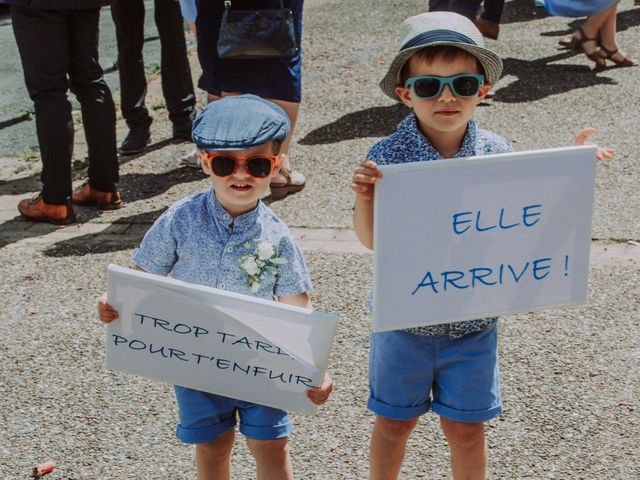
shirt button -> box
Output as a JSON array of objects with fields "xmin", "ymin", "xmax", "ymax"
[
  {"xmin": 225, "ymin": 246, "xmax": 233, "ymax": 253},
  {"xmin": 219, "ymin": 283, "xmax": 225, "ymax": 289}
]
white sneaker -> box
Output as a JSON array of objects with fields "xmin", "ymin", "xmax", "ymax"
[{"xmin": 180, "ymin": 148, "xmax": 200, "ymax": 168}]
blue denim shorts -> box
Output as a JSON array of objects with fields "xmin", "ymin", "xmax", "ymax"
[
  {"xmin": 174, "ymin": 386, "xmax": 292, "ymax": 444},
  {"xmin": 368, "ymin": 325, "xmax": 501, "ymax": 423}
]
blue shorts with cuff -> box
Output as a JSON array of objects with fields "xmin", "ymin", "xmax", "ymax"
[
  {"xmin": 368, "ymin": 325, "xmax": 501, "ymax": 423},
  {"xmin": 174, "ymin": 386, "xmax": 292, "ymax": 444}
]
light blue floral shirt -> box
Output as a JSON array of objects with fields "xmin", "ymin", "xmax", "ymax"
[
  {"xmin": 132, "ymin": 190, "xmax": 311, "ymax": 299},
  {"xmin": 368, "ymin": 113, "xmax": 515, "ymax": 338}
]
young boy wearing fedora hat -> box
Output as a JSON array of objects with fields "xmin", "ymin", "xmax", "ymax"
[
  {"xmin": 98, "ymin": 94, "xmax": 332, "ymax": 479},
  {"xmin": 352, "ymin": 11, "xmax": 610, "ymax": 480}
]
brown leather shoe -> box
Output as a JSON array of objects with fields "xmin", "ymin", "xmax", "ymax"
[
  {"xmin": 18, "ymin": 195, "xmax": 76, "ymax": 225},
  {"xmin": 72, "ymin": 183, "xmax": 123, "ymax": 210},
  {"xmin": 475, "ymin": 16, "xmax": 499, "ymax": 41}
]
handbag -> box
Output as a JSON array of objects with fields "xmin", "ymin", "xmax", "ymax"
[{"xmin": 217, "ymin": 0, "xmax": 298, "ymax": 59}]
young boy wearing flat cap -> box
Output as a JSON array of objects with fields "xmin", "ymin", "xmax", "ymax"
[
  {"xmin": 352, "ymin": 11, "xmax": 610, "ymax": 480},
  {"xmin": 98, "ymin": 94, "xmax": 332, "ymax": 480}
]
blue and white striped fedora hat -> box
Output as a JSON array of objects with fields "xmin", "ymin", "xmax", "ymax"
[{"xmin": 380, "ymin": 12, "xmax": 503, "ymax": 101}]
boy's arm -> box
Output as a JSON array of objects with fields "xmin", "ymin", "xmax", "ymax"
[
  {"xmin": 277, "ymin": 292, "xmax": 332, "ymax": 405},
  {"xmin": 352, "ymin": 160, "xmax": 382, "ymax": 250},
  {"xmin": 574, "ymin": 128, "xmax": 614, "ymax": 160},
  {"xmin": 277, "ymin": 292, "xmax": 311, "ymax": 309}
]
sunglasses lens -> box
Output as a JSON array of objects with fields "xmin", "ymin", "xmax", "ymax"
[
  {"xmin": 247, "ymin": 157, "xmax": 273, "ymax": 178},
  {"xmin": 211, "ymin": 156, "xmax": 236, "ymax": 177},
  {"xmin": 452, "ymin": 76, "xmax": 480, "ymax": 97},
  {"xmin": 413, "ymin": 78, "xmax": 442, "ymax": 99}
]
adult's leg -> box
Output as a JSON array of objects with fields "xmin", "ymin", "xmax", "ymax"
[
  {"xmin": 430, "ymin": 1, "xmax": 482, "ymax": 20},
  {"xmin": 111, "ymin": 0, "xmax": 152, "ymax": 130},
  {"xmin": 480, "ymin": 0, "xmax": 505, "ymax": 24},
  {"xmin": 597, "ymin": 2, "xmax": 619, "ymax": 50},
  {"xmin": 195, "ymin": 428, "xmax": 235, "ymax": 480},
  {"xmin": 575, "ymin": 3, "xmax": 619, "ymax": 64},
  {"xmin": 597, "ymin": 2, "xmax": 637, "ymax": 66},
  {"xmin": 428, "ymin": 0, "xmax": 449, "ymax": 11},
  {"xmin": 68, "ymin": 8, "xmax": 119, "ymax": 194},
  {"xmin": 11, "ymin": 6, "xmax": 73, "ymax": 204},
  {"xmin": 246, "ymin": 437, "xmax": 293, "ymax": 480},
  {"xmin": 266, "ymin": 99, "xmax": 299, "ymax": 157},
  {"xmin": 154, "ymin": 0, "xmax": 195, "ymax": 125},
  {"xmin": 370, "ymin": 416, "xmax": 419, "ymax": 480},
  {"xmin": 440, "ymin": 418, "xmax": 487, "ymax": 480},
  {"xmin": 265, "ymin": 99, "xmax": 303, "ymax": 191},
  {"xmin": 580, "ymin": 3, "xmax": 618, "ymax": 39}
]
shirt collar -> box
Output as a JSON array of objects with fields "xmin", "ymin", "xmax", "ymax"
[
  {"xmin": 400, "ymin": 113, "xmax": 478, "ymax": 160},
  {"xmin": 207, "ymin": 189, "xmax": 263, "ymax": 234}
]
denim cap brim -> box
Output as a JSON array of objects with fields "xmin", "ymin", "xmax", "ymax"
[
  {"xmin": 192, "ymin": 94, "xmax": 291, "ymax": 151},
  {"xmin": 380, "ymin": 12, "xmax": 503, "ymax": 101}
]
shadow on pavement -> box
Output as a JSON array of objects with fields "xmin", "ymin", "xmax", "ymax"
[
  {"xmin": 117, "ymin": 167, "xmax": 204, "ymax": 203},
  {"xmin": 0, "ymin": 215, "xmax": 95, "ymax": 250},
  {"xmin": 44, "ymin": 209, "xmax": 165, "ymax": 257},
  {"xmin": 299, "ymin": 103, "xmax": 410, "ymax": 145},
  {"xmin": 495, "ymin": 51, "xmax": 618, "ymax": 103},
  {"xmin": 0, "ymin": 166, "xmax": 203, "ymax": 251},
  {"xmin": 115, "ymin": 137, "xmax": 182, "ymax": 162},
  {"xmin": 0, "ymin": 138, "xmax": 192, "ymax": 196},
  {"xmin": 0, "ymin": 112, "xmax": 31, "ymax": 131},
  {"xmin": 0, "ymin": 173, "xmax": 41, "ymax": 196}
]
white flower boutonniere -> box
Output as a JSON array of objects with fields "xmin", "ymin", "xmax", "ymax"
[{"xmin": 238, "ymin": 240, "xmax": 288, "ymax": 293}]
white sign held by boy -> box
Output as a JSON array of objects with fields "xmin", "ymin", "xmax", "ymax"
[
  {"xmin": 106, "ymin": 265, "xmax": 339, "ymax": 414},
  {"xmin": 372, "ymin": 145, "xmax": 597, "ymax": 332}
]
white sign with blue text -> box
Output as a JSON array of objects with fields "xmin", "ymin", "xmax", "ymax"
[
  {"xmin": 106, "ymin": 265, "xmax": 339, "ymax": 414},
  {"xmin": 372, "ymin": 145, "xmax": 597, "ymax": 332}
]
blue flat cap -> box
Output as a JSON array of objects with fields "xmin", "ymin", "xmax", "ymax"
[{"xmin": 192, "ymin": 94, "xmax": 291, "ymax": 151}]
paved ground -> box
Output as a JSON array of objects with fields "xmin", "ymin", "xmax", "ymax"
[{"xmin": 1, "ymin": 1, "xmax": 639, "ymax": 479}]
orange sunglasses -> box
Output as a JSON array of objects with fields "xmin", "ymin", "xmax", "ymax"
[{"xmin": 198, "ymin": 152, "xmax": 282, "ymax": 178}]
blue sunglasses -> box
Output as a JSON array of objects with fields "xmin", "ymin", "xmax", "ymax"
[{"xmin": 404, "ymin": 74, "xmax": 485, "ymax": 99}]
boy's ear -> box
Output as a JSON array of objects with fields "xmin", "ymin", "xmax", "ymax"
[
  {"xmin": 477, "ymin": 83, "xmax": 492, "ymax": 101},
  {"xmin": 198, "ymin": 151, "xmax": 211, "ymax": 175},
  {"xmin": 395, "ymin": 86, "xmax": 414, "ymax": 108}
]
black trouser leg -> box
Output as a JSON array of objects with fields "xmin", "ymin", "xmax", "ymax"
[
  {"xmin": 11, "ymin": 6, "xmax": 74, "ymax": 204},
  {"xmin": 68, "ymin": 9, "xmax": 119, "ymax": 193},
  {"xmin": 111, "ymin": 0, "xmax": 152, "ymax": 130},
  {"xmin": 480, "ymin": 0, "xmax": 505, "ymax": 24},
  {"xmin": 154, "ymin": 0, "xmax": 195, "ymax": 124},
  {"xmin": 429, "ymin": 0, "xmax": 482, "ymax": 21}
]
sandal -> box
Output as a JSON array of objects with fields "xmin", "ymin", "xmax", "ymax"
[
  {"xmin": 270, "ymin": 168, "xmax": 305, "ymax": 200},
  {"xmin": 597, "ymin": 45, "xmax": 638, "ymax": 68},
  {"xmin": 558, "ymin": 26, "xmax": 589, "ymax": 50},
  {"xmin": 580, "ymin": 37, "xmax": 605, "ymax": 69}
]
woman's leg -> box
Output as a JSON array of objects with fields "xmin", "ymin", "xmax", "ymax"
[
  {"xmin": 596, "ymin": 3, "xmax": 637, "ymax": 66},
  {"xmin": 264, "ymin": 99, "xmax": 303, "ymax": 190},
  {"xmin": 580, "ymin": 2, "xmax": 618, "ymax": 39}
]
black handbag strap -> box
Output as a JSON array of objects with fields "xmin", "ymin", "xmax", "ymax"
[{"xmin": 224, "ymin": 0, "xmax": 286, "ymax": 9}]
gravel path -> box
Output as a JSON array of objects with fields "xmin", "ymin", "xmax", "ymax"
[{"xmin": 1, "ymin": 1, "xmax": 638, "ymax": 478}]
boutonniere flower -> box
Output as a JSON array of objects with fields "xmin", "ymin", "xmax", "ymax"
[{"xmin": 238, "ymin": 240, "xmax": 288, "ymax": 293}]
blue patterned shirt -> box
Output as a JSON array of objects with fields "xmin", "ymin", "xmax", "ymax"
[
  {"xmin": 368, "ymin": 113, "xmax": 515, "ymax": 338},
  {"xmin": 132, "ymin": 190, "xmax": 311, "ymax": 299}
]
